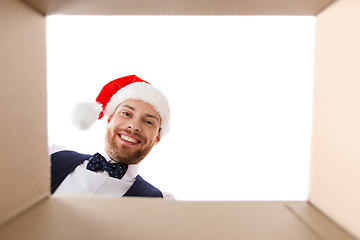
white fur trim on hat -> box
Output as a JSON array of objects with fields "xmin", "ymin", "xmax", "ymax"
[{"xmin": 71, "ymin": 102, "xmax": 102, "ymax": 130}]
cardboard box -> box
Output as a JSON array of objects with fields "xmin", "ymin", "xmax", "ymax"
[{"xmin": 0, "ymin": 0, "xmax": 359, "ymax": 239}]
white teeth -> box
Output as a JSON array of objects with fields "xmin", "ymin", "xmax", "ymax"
[{"xmin": 120, "ymin": 135, "xmax": 138, "ymax": 143}]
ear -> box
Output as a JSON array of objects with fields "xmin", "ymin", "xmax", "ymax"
[
  {"xmin": 107, "ymin": 115, "xmax": 113, "ymax": 124},
  {"xmin": 154, "ymin": 132, "xmax": 161, "ymax": 145}
]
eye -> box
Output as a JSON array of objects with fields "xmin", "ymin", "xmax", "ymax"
[
  {"xmin": 145, "ymin": 120, "xmax": 154, "ymax": 126},
  {"xmin": 121, "ymin": 111, "xmax": 131, "ymax": 117}
]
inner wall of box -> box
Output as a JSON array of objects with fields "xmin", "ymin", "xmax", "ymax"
[
  {"xmin": 0, "ymin": 0, "xmax": 49, "ymax": 226},
  {"xmin": 1, "ymin": 0, "xmax": 360, "ymax": 238},
  {"xmin": 309, "ymin": 0, "xmax": 360, "ymax": 238}
]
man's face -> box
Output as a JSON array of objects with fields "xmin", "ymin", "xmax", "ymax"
[{"xmin": 104, "ymin": 99, "xmax": 161, "ymax": 164}]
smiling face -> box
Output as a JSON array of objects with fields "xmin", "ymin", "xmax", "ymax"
[{"xmin": 104, "ymin": 99, "xmax": 161, "ymax": 164}]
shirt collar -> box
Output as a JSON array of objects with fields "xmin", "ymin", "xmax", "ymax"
[{"xmin": 97, "ymin": 150, "xmax": 140, "ymax": 180}]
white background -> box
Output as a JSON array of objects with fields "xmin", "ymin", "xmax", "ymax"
[{"xmin": 47, "ymin": 15, "xmax": 316, "ymax": 201}]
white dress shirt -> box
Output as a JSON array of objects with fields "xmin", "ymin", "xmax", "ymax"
[{"xmin": 50, "ymin": 145, "xmax": 174, "ymax": 199}]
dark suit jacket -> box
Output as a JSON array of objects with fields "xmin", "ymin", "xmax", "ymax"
[{"xmin": 51, "ymin": 150, "xmax": 163, "ymax": 198}]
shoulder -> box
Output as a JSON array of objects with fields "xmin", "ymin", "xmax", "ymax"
[
  {"xmin": 124, "ymin": 175, "xmax": 163, "ymax": 198},
  {"xmin": 51, "ymin": 150, "xmax": 92, "ymax": 174},
  {"xmin": 50, "ymin": 150, "xmax": 92, "ymax": 179},
  {"xmin": 51, "ymin": 150, "xmax": 92, "ymax": 163}
]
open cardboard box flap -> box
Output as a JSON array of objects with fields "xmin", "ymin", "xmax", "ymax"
[
  {"xmin": 1, "ymin": 0, "xmax": 359, "ymax": 239},
  {"xmin": 0, "ymin": 198, "xmax": 356, "ymax": 240}
]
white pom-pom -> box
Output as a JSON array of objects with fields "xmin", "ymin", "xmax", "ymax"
[{"xmin": 71, "ymin": 102, "xmax": 102, "ymax": 130}]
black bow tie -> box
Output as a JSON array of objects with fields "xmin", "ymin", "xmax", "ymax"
[{"xmin": 86, "ymin": 153, "xmax": 128, "ymax": 180}]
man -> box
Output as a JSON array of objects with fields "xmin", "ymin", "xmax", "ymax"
[{"xmin": 50, "ymin": 75, "xmax": 172, "ymax": 198}]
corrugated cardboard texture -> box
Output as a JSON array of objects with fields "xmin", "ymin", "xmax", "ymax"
[
  {"xmin": 0, "ymin": 0, "xmax": 48, "ymax": 227},
  {"xmin": 310, "ymin": 0, "xmax": 360, "ymax": 238},
  {"xmin": 0, "ymin": 198, "xmax": 355, "ymax": 240},
  {"xmin": 22, "ymin": 0, "xmax": 335, "ymax": 15}
]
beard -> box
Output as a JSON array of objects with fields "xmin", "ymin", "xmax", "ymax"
[{"xmin": 104, "ymin": 127, "xmax": 154, "ymax": 164}]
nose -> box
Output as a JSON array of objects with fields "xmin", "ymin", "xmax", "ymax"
[{"xmin": 127, "ymin": 120, "xmax": 141, "ymax": 132}]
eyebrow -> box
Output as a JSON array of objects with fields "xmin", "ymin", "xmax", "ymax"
[
  {"xmin": 145, "ymin": 113, "xmax": 160, "ymax": 123},
  {"xmin": 121, "ymin": 104, "xmax": 160, "ymax": 123},
  {"xmin": 122, "ymin": 104, "xmax": 135, "ymax": 111}
]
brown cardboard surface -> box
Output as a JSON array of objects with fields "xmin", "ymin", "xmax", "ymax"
[
  {"xmin": 310, "ymin": 0, "xmax": 360, "ymax": 238},
  {"xmin": 287, "ymin": 202, "xmax": 356, "ymax": 240},
  {"xmin": 0, "ymin": 198, "xmax": 350, "ymax": 240},
  {"xmin": 0, "ymin": 0, "xmax": 48, "ymax": 227},
  {"xmin": 1, "ymin": 0, "xmax": 359, "ymax": 238},
  {"xmin": 22, "ymin": 0, "xmax": 335, "ymax": 16}
]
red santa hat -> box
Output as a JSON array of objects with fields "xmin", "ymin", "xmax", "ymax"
[{"xmin": 71, "ymin": 75, "xmax": 170, "ymax": 136}]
